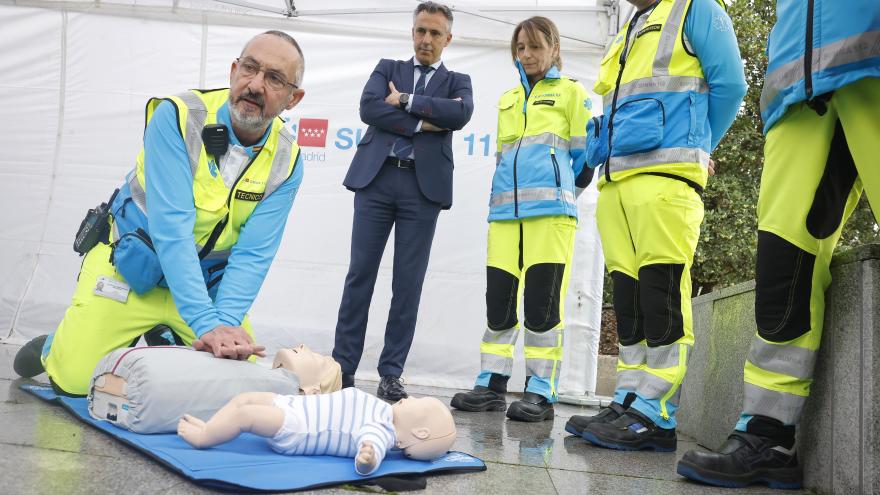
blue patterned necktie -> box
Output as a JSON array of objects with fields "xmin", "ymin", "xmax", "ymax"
[{"xmin": 393, "ymin": 65, "xmax": 435, "ymax": 159}]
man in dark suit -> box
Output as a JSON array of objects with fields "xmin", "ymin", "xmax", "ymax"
[{"xmin": 333, "ymin": 1, "xmax": 474, "ymax": 401}]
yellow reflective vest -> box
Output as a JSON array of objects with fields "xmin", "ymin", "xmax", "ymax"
[{"xmin": 589, "ymin": 0, "xmax": 716, "ymax": 190}]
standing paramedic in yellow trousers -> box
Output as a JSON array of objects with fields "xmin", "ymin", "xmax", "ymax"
[
  {"xmin": 565, "ymin": 0, "xmax": 746, "ymax": 449},
  {"xmin": 450, "ymin": 17, "xmax": 591, "ymax": 422},
  {"xmin": 679, "ymin": 2, "xmax": 880, "ymax": 489},
  {"xmin": 12, "ymin": 32, "xmax": 306, "ymax": 396}
]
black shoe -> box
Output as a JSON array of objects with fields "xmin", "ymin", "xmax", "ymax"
[
  {"xmin": 342, "ymin": 373, "xmax": 355, "ymax": 389},
  {"xmin": 506, "ymin": 391, "xmax": 554, "ymax": 422},
  {"xmin": 565, "ymin": 401, "xmax": 627, "ymax": 436},
  {"xmin": 450, "ymin": 386, "xmax": 506, "ymax": 412},
  {"xmin": 677, "ymin": 432, "xmax": 802, "ymax": 489},
  {"xmin": 376, "ymin": 375, "xmax": 408, "ymax": 402},
  {"xmin": 582, "ymin": 410, "xmax": 677, "ymax": 451},
  {"xmin": 13, "ymin": 334, "xmax": 48, "ymax": 378}
]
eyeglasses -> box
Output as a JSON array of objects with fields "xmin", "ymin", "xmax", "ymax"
[{"xmin": 236, "ymin": 57, "xmax": 298, "ymax": 91}]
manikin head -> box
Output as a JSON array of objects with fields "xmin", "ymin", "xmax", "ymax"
[
  {"xmin": 391, "ymin": 396, "xmax": 457, "ymax": 460},
  {"xmin": 273, "ymin": 344, "xmax": 342, "ymax": 394}
]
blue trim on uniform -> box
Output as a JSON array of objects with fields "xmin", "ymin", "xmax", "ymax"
[
  {"xmin": 526, "ymin": 376, "xmax": 558, "ymax": 403},
  {"xmin": 140, "ymin": 100, "xmax": 299, "ymax": 337},
  {"xmin": 475, "ymin": 370, "xmax": 494, "ymax": 388},
  {"xmin": 629, "ymin": 394, "xmax": 677, "ymax": 429},
  {"xmin": 41, "ymin": 332, "xmax": 54, "ymax": 361},
  {"xmin": 490, "ymin": 64, "xmax": 583, "ymax": 222},
  {"xmin": 761, "ymin": 0, "xmax": 880, "ymax": 132},
  {"xmin": 686, "ymin": 0, "xmax": 747, "ymax": 150},
  {"xmin": 734, "ymin": 413, "xmax": 753, "ymax": 432},
  {"xmin": 613, "ymin": 388, "xmax": 631, "ymax": 406},
  {"xmin": 215, "ymin": 159, "xmax": 302, "ymax": 327}
]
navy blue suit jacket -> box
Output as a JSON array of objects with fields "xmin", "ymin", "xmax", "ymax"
[{"xmin": 344, "ymin": 58, "xmax": 474, "ymax": 209}]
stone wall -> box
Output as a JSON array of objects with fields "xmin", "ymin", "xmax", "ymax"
[{"xmin": 678, "ymin": 245, "xmax": 880, "ymax": 495}]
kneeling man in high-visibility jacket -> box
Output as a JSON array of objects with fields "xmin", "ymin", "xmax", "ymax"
[{"xmin": 13, "ymin": 31, "xmax": 307, "ymax": 396}]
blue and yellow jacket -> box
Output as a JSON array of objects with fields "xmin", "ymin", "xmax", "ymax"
[
  {"xmin": 109, "ymin": 89, "xmax": 303, "ymax": 337},
  {"xmin": 488, "ymin": 63, "xmax": 590, "ymax": 222},
  {"xmin": 761, "ymin": 0, "xmax": 880, "ymax": 133},
  {"xmin": 587, "ymin": 0, "xmax": 746, "ymax": 190}
]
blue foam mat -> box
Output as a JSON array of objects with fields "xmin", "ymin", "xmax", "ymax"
[{"xmin": 21, "ymin": 384, "xmax": 485, "ymax": 492}]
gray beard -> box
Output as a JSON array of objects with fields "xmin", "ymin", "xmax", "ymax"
[{"xmin": 229, "ymin": 102, "xmax": 272, "ymax": 133}]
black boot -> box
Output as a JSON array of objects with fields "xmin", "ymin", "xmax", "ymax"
[
  {"xmin": 376, "ymin": 375, "xmax": 408, "ymax": 402},
  {"xmin": 451, "ymin": 386, "xmax": 506, "ymax": 412},
  {"xmin": 451, "ymin": 373, "xmax": 508, "ymax": 412},
  {"xmin": 565, "ymin": 401, "xmax": 627, "ymax": 436},
  {"xmin": 13, "ymin": 334, "xmax": 48, "ymax": 378},
  {"xmin": 677, "ymin": 431, "xmax": 802, "ymax": 489},
  {"xmin": 506, "ymin": 391, "xmax": 554, "ymax": 422},
  {"xmin": 583, "ymin": 409, "xmax": 676, "ymax": 451}
]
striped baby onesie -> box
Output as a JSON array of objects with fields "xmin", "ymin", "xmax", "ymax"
[{"xmin": 268, "ymin": 388, "xmax": 396, "ymax": 475}]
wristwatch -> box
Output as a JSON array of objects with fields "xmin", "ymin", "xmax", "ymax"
[{"xmin": 398, "ymin": 93, "xmax": 410, "ymax": 110}]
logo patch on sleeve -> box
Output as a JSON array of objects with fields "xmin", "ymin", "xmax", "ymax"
[
  {"xmin": 637, "ymin": 24, "xmax": 662, "ymax": 38},
  {"xmin": 533, "ymin": 99, "xmax": 556, "ymax": 106},
  {"xmin": 235, "ymin": 190, "xmax": 264, "ymax": 202}
]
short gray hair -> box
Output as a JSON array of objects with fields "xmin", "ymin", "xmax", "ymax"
[
  {"xmin": 414, "ymin": 1, "xmax": 454, "ymax": 31},
  {"xmin": 243, "ymin": 30, "xmax": 305, "ymax": 86}
]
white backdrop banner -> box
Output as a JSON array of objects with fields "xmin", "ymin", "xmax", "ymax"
[{"xmin": 0, "ymin": 1, "xmax": 605, "ymax": 392}]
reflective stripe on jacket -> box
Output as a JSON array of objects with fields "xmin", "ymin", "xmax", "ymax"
[
  {"xmin": 111, "ymin": 88, "xmax": 299, "ymax": 287},
  {"xmin": 590, "ymin": 0, "xmax": 715, "ymax": 189},
  {"xmin": 490, "ymin": 64, "xmax": 589, "ymax": 222},
  {"xmin": 760, "ymin": 0, "xmax": 880, "ymax": 133}
]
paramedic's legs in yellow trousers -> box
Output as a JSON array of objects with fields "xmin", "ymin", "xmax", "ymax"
[
  {"xmin": 566, "ymin": 174, "xmax": 703, "ymax": 452},
  {"xmin": 451, "ymin": 216, "xmax": 575, "ymax": 422},
  {"xmin": 12, "ymin": 242, "xmax": 254, "ymax": 395},
  {"xmin": 678, "ymin": 78, "xmax": 880, "ymax": 489}
]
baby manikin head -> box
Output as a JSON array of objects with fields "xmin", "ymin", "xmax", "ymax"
[
  {"xmin": 273, "ymin": 344, "xmax": 342, "ymax": 394},
  {"xmin": 392, "ymin": 396, "xmax": 457, "ymax": 460}
]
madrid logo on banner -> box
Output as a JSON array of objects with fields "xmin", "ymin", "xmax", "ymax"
[{"xmin": 297, "ymin": 118, "xmax": 329, "ymax": 147}]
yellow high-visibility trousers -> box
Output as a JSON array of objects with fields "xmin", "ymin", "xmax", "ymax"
[
  {"xmin": 477, "ymin": 215, "xmax": 576, "ymax": 402},
  {"xmin": 597, "ymin": 173, "xmax": 703, "ymax": 428},
  {"xmin": 43, "ymin": 242, "xmax": 254, "ymax": 395},
  {"xmin": 738, "ymin": 77, "xmax": 880, "ymax": 430}
]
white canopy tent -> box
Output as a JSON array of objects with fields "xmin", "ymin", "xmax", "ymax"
[{"xmin": 0, "ymin": 0, "xmax": 613, "ymax": 395}]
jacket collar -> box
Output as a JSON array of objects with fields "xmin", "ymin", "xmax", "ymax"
[{"xmin": 516, "ymin": 61, "xmax": 561, "ymax": 94}]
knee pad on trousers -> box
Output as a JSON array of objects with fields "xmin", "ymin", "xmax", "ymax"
[
  {"xmin": 638, "ymin": 263, "xmax": 685, "ymax": 347},
  {"xmin": 806, "ymin": 121, "xmax": 857, "ymax": 240},
  {"xmin": 523, "ymin": 263, "xmax": 565, "ymax": 332},
  {"xmin": 755, "ymin": 231, "xmax": 814, "ymax": 342},
  {"xmin": 487, "ymin": 266, "xmax": 519, "ymax": 331},
  {"xmin": 611, "ymin": 271, "xmax": 644, "ymax": 346}
]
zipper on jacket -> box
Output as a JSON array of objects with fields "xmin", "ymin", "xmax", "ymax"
[
  {"xmin": 227, "ymin": 151, "xmax": 262, "ymax": 208},
  {"xmin": 802, "ymin": 0, "xmax": 827, "ymax": 115},
  {"xmin": 550, "ymin": 148, "xmax": 561, "ymax": 188},
  {"xmin": 605, "ymin": 10, "xmax": 644, "ymax": 183},
  {"xmin": 804, "ymin": 0, "xmax": 815, "ymax": 101},
  {"xmin": 512, "ymin": 80, "xmax": 537, "ymax": 218},
  {"xmin": 204, "ymin": 142, "xmax": 265, "ymax": 249}
]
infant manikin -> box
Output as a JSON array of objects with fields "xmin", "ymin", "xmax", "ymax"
[
  {"xmin": 177, "ymin": 388, "xmax": 457, "ymax": 475},
  {"xmin": 89, "ymin": 344, "xmax": 341, "ymax": 433}
]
